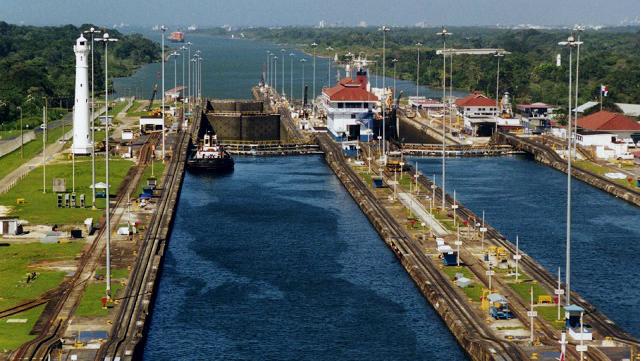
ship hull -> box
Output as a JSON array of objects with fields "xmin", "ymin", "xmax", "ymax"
[{"xmin": 186, "ymin": 157, "xmax": 234, "ymax": 173}]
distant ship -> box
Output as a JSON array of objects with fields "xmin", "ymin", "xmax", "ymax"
[
  {"xmin": 187, "ymin": 132, "xmax": 234, "ymax": 173},
  {"xmin": 168, "ymin": 31, "xmax": 185, "ymax": 43},
  {"xmin": 187, "ymin": 24, "xmax": 197, "ymax": 31}
]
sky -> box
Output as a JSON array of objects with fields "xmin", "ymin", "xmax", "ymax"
[{"xmin": 2, "ymin": 0, "xmax": 639, "ymax": 27}]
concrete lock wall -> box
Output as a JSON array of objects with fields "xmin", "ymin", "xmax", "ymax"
[
  {"xmin": 241, "ymin": 114, "xmax": 280, "ymax": 141},
  {"xmin": 207, "ymin": 114, "xmax": 242, "ymax": 140},
  {"xmin": 210, "ymin": 100, "xmax": 264, "ymax": 114}
]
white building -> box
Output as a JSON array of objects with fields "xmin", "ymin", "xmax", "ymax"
[
  {"xmin": 72, "ymin": 34, "xmax": 92, "ymax": 154},
  {"xmin": 320, "ymin": 69, "xmax": 378, "ymax": 142}
]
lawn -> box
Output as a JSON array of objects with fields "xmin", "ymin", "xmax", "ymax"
[
  {"xmin": 441, "ymin": 266, "xmax": 483, "ymax": 302},
  {"xmin": 0, "ymin": 126, "xmax": 67, "ymax": 181},
  {"xmin": 75, "ymin": 280, "xmax": 124, "ymax": 318},
  {"xmin": 135, "ymin": 160, "xmax": 164, "ymax": 197},
  {"xmin": 107, "ymin": 100, "xmax": 129, "ymax": 117},
  {"xmin": 0, "ymin": 304, "xmax": 45, "ymax": 351},
  {"xmin": 0, "ymin": 241, "xmax": 85, "ymax": 310},
  {"xmin": 508, "ymin": 281, "xmax": 550, "ymax": 303},
  {"xmin": 0, "ymin": 158, "xmax": 135, "ymax": 225},
  {"xmin": 126, "ymin": 100, "xmax": 147, "ymax": 116},
  {"xmin": 537, "ymin": 305, "xmax": 566, "ymax": 330},
  {"xmin": 574, "ymin": 160, "xmax": 639, "ymax": 191}
]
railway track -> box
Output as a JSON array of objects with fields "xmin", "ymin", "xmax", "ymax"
[
  {"xmin": 401, "ymin": 157, "xmax": 639, "ymax": 360},
  {"xmin": 319, "ymin": 134, "xmax": 528, "ymax": 361},
  {"xmin": 10, "ymin": 134, "xmax": 160, "ymax": 361},
  {"xmin": 95, "ymin": 129, "xmax": 189, "ymax": 360}
]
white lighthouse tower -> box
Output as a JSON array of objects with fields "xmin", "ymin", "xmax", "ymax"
[{"xmin": 72, "ymin": 34, "xmax": 91, "ymax": 154}]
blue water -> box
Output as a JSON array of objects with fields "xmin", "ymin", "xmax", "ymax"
[
  {"xmin": 142, "ymin": 157, "xmax": 467, "ymax": 360},
  {"xmin": 410, "ymin": 154, "xmax": 640, "ymax": 337},
  {"xmin": 113, "ymin": 31, "xmax": 462, "ymax": 101}
]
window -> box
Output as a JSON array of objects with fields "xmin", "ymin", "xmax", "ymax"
[
  {"xmin": 338, "ymin": 103, "xmax": 344, "ymax": 108},
  {"xmin": 351, "ymin": 114, "xmax": 356, "ymax": 119}
]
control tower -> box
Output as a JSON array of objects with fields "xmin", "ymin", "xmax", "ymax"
[{"xmin": 72, "ymin": 34, "xmax": 91, "ymax": 154}]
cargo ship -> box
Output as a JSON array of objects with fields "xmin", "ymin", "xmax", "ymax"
[
  {"xmin": 186, "ymin": 132, "xmax": 234, "ymax": 173},
  {"xmin": 168, "ymin": 31, "xmax": 185, "ymax": 43}
]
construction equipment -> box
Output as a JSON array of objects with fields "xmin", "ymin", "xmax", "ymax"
[
  {"xmin": 488, "ymin": 293, "xmax": 514, "ymax": 320},
  {"xmin": 146, "ymin": 84, "xmax": 158, "ymax": 111}
]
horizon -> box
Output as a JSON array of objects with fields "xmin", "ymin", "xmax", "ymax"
[{"xmin": 3, "ymin": 0, "xmax": 639, "ymax": 28}]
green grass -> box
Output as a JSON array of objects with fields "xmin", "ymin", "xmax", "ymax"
[
  {"xmin": 107, "ymin": 101, "xmax": 129, "ymax": 117},
  {"xmin": 537, "ymin": 305, "xmax": 566, "ymax": 330},
  {"xmin": 135, "ymin": 161, "xmax": 164, "ymax": 197},
  {"xmin": 0, "ymin": 242, "xmax": 85, "ymax": 310},
  {"xmin": 0, "ymin": 158, "xmax": 134, "ymax": 225},
  {"xmin": 0, "ymin": 130, "xmax": 22, "ymax": 140},
  {"xmin": 0, "ymin": 126, "xmax": 67, "ymax": 181},
  {"xmin": 126, "ymin": 101, "xmax": 147, "ymax": 116},
  {"xmin": 440, "ymin": 266, "xmax": 483, "ymax": 302},
  {"xmin": 94, "ymin": 267, "xmax": 130, "ymax": 280},
  {"xmin": 74, "ymin": 281, "xmax": 124, "ymax": 318},
  {"xmin": 0, "ymin": 304, "xmax": 46, "ymax": 351},
  {"xmin": 508, "ymin": 281, "xmax": 549, "ymax": 303},
  {"xmin": 574, "ymin": 160, "xmax": 639, "ymax": 191}
]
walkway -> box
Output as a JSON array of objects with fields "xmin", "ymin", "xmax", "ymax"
[{"xmin": 397, "ymin": 192, "xmax": 448, "ymax": 236}]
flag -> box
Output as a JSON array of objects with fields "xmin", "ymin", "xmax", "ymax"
[{"xmin": 601, "ymin": 85, "xmax": 609, "ymax": 97}]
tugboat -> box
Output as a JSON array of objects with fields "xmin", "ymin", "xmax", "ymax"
[{"xmin": 186, "ymin": 132, "xmax": 234, "ymax": 173}]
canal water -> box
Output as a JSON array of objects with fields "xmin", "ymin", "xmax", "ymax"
[
  {"xmin": 142, "ymin": 156, "xmax": 467, "ymax": 360},
  {"xmin": 113, "ymin": 30, "xmax": 463, "ymax": 101},
  {"xmin": 410, "ymin": 155, "xmax": 640, "ymax": 337}
]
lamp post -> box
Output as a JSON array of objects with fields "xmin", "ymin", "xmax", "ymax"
[
  {"xmin": 181, "ymin": 45, "xmax": 187, "ymax": 125},
  {"xmin": 326, "ymin": 46, "xmax": 333, "ymax": 87},
  {"xmin": 494, "ymin": 51, "xmax": 504, "ymax": 120},
  {"xmin": 83, "ymin": 27, "xmax": 101, "ymax": 209},
  {"xmin": 392, "ymin": 58, "xmax": 398, "ymax": 99},
  {"xmin": 381, "ymin": 26, "xmax": 390, "ymax": 164},
  {"xmin": 416, "ymin": 42, "xmax": 422, "ymax": 97},
  {"xmin": 300, "ymin": 58, "xmax": 306, "ymax": 103},
  {"xmin": 160, "ymin": 26, "xmax": 167, "ymax": 162},
  {"xmin": 273, "ymin": 56, "xmax": 278, "ymax": 96},
  {"xmin": 437, "ymin": 26, "xmax": 451, "ymax": 210},
  {"xmin": 17, "ymin": 106, "xmax": 23, "ymax": 158},
  {"xmin": 281, "ymin": 49, "xmax": 285, "ymax": 96},
  {"xmin": 95, "ymin": 32, "xmax": 118, "ymax": 299},
  {"xmin": 42, "ymin": 96, "xmax": 47, "ymax": 194},
  {"xmin": 186, "ymin": 41, "xmax": 192, "ymax": 110},
  {"xmin": 169, "ymin": 51, "xmax": 180, "ymax": 91},
  {"xmin": 573, "ymin": 25, "xmax": 584, "ymax": 159},
  {"xmin": 289, "ymin": 53, "xmax": 295, "ymax": 103},
  {"xmin": 558, "ymin": 34, "xmax": 581, "ymax": 306},
  {"xmin": 311, "ymin": 42, "xmax": 318, "ymax": 103},
  {"xmin": 265, "ymin": 51, "xmax": 271, "ymax": 88}
]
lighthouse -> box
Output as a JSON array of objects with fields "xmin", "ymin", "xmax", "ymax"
[{"xmin": 72, "ymin": 34, "xmax": 91, "ymax": 154}]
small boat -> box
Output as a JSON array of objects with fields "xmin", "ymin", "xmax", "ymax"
[
  {"xmin": 187, "ymin": 132, "xmax": 234, "ymax": 173},
  {"xmin": 168, "ymin": 31, "xmax": 185, "ymax": 43}
]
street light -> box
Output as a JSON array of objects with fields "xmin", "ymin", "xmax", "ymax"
[
  {"xmin": 273, "ymin": 56, "xmax": 278, "ymax": 96},
  {"xmin": 311, "ymin": 42, "xmax": 318, "ymax": 105},
  {"xmin": 392, "ymin": 58, "xmax": 398, "ymax": 99},
  {"xmin": 186, "ymin": 41, "xmax": 192, "ymax": 110},
  {"xmin": 94, "ymin": 31, "xmax": 118, "ymax": 299},
  {"xmin": 83, "ymin": 26, "xmax": 101, "ymax": 209},
  {"xmin": 160, "ymin": 26, "xmax": 167, "ymax": 162},
  {"xmin": 494, "ymin": 51, "xmax": 505, "ymax": 120},
  {"xmin": 300, "ymin": 58, "xmax": 307, "ymax": 104},
  {"xmin": 558, "ymin": 33, "xmax": 581, "ymax": 306},
  {"xmin": 415, "ymin": 42, "xmax": 422, "ymax": 97},
  {"xmin": 289, "ymin": 53, "xmax": 295, "ymax": 103},
  {"xmin": 436, "ymin": 26, "xmax": 451, "ymax": 210},
  {"xmin": 169, "ymin": 51, "xmax": 180, "ymax": 90},
  {"xmin": 281, "ymin": 49, "xmax": 285, "ymax": 96},
  {"xmin": 573, "ymin": 25, "xmax": 585, "ymax": 159},
  {"xmin": 326, "ymin": 46, "xmax": 333, "ymax": 87},
  {"xmin": 381, "ymin": 26, "xmax": 390, "ymax": 164}
]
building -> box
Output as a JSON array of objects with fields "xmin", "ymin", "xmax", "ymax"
[
  {"xmin": 320, "ymin": 68, "xmax": 378, "ymax": 142},
  {"xmin": 455, "ymin": 92, "xmax": 499, "ymax": 136},
  {"xmin": 517, "ymin": 102, "xmax": 555, "ymax": 132},
  {"xmin": 165, "ymin": 86, "xmax": 185, "ymax": 101},
  {"xmin": 574, "ymin": 101, "xmax": 640, "ymax": 117},
  {"xmin": 72, "ymin": 34, "xmax": 92, "ymax": 154},
  {"xmin": 576, "ymin": 110, "xmax": 640, "ymax": 139}
]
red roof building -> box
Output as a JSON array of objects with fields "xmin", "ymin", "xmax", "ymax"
[
  {"xmin": 322, "ymin": 78, "xmax": 378, "ymax": 102},
  {"xmin": 455, "ymin": 92, "xmax": 498, "ymax": 119},
  {"xmin": 576, "ymin": 111, "xmax": 639, "ymax": 132}
]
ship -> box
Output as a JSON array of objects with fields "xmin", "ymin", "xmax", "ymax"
[
  {"xmin": 186, "ymin": 132, "xmax": 234, "ymax": 173},
  {"xmin": 168, "ymin": 31, "xmax": 185, "ymax": 43}
]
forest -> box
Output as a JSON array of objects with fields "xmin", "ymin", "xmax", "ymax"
[
  {"xmin": 0, "ymin": 22, "xmax": 160, "ymax": 127},
  {"xmin": 241, "ymin": 26, "xmax": 640, "ymax": 110}
]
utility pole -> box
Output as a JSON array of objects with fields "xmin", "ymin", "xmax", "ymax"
[
  {"xmin": 381, "ymin": 26, "xmax": 390, "ymax": 164},
  {"xmin": 300, "ymin": 58, "xmax": 306, "ymax": 103},
  {"xmin": 311, "ymin": 42, "xmax": 317, "ymax": 106},
  {"xmin": 392, "ymin": 58, "xmax": 398, "ymax": 99},
  {"xmin": 416, "ymin": 42, "xmax": 422, "ymax": 97},
  {"xmin": 437, "ymin": 26, "xmax": 451, "ymax": 210},
  {"xmin": 573, "ymin": 25, "xmax": 585, "ymax": 160},
  {"xmin": 42, "ymin": 101, "xmax": 46, "ymax": 194},
  {"xmin": 326, "ymin": 46, "xmax": 333, "ymax": 87},
  {"xmin": 289, "ymin": 53, "xmax": 295, "ymax": 103},
  {"xmin": 514, "ymin": 235, "xmax": 521, "ymax": 281},
  {"xmin": 161, "ymin": 26, "xmax": 167, "ymax": 162},
  {"xmin": 281, "ymin": 49, "xmax": 285, "ymax": 96},
  {"xmin": 494, "ymin": 51, "xmax": 504, "ymax": 120},
  {"xmin": 558, "ymin": 34, "xmax": 581, "ymax": 306},
  {"xmin": 83, "ymin": 28, "xmax": 101, "ymax": 209},
  {"xmin": 95, "ymin": 32, "xmax": 118, "ymax": 299},
  {"xmin": 480, "ymin": 210, "xmax": 487, "ymax": 253}
]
